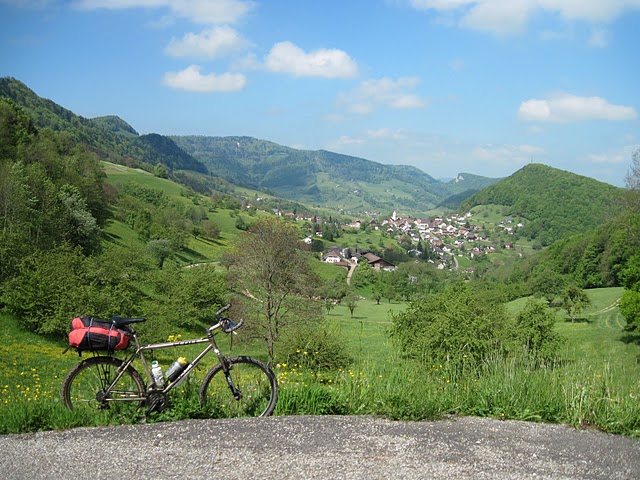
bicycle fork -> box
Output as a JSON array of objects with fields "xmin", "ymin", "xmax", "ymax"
[{"xmin": 221, "ymin": 357, "xmax": 243, "ymax": 401}]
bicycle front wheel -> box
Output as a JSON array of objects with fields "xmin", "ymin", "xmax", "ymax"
[
  {"xmin": 61, "ymin": 356, "xmax": 145, "ymax": 416},
  {"xmin": 200, "ymin": 356, "xmax": 278, "ymax": 418}
]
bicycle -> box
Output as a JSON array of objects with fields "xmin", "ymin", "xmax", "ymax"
[{"xmin": 61, "ymin": 304, "xmax": 278, "ymax": 418}]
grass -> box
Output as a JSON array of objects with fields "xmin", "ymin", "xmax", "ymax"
[{"xmin": 1, "ymin": 288, "xmax": 639, "ymax": 436}]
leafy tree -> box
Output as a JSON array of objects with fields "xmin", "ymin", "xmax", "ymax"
[
  {"xmin": 619, "ymin": 290, "xmax": 640, "ymax": 332},
  {"xmin": 235, "ymin": 215, "xmax": 247, "ymax": 231},
  {"xmin": 530, "ymin": 267, "xmax": 566, "ymax": 305},
  {"xmin": 153, "ymin": 163, "xmax": 168, "ymax": 178},
  {"xmin": 371, "ymin": 286, "xmax": 382, "ymax": 305},
  {"xmin": 58, "ymin": 184, "xmax": 102, "ymax": 254},
  {"xmin": 561, "ymin": 284, "xmax": 590, "ymax": 323},
  {"xmin": 618, "ymin": 148, "xmax": 640, "ymax": 332},
  {"xmin": 346, "ymin": 293, "xmax": 359, "ymax": 318},
  {"xmin": 200, "ymin": 219, "xmax": 221, "ymax": 239},
  {"xmin": 227, "ymin": 217, "xmax": 322, "ymax": 363},
  {"xmin": 147, "ymin": 238, "xmax": 172, "ymax": 269}
]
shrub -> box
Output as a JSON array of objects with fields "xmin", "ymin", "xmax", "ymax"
[
  {"xmin": 513, "ymin": 298, "xmax": 564, "ymax": 362},
  {"xmin": 390, "ymin": 283, "xmax": 510, "ymax": 369},
  {"xmin": 277, "ymin": 321, "xmax": 352, "ymax": 373}
]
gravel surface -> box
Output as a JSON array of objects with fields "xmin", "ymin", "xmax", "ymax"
[{"xmin": 1, "ymin": 416, "xmax": 639, "ymax": 479}]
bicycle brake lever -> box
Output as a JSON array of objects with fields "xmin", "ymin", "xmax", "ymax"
[{"xmin": 222, "ymin": 319, "xmax": 243, "ymax": 334}]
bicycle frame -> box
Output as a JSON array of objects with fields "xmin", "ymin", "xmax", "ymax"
[{"xmin": 101, "ymin": 320, "xmax": 231, "ymax": 403}]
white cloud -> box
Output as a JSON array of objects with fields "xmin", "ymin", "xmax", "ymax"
[
  {"xmin": 588, "ymin": 145, "xmax": 639, "ymax": 165},
  {"xmin": 163, "ymin": 64, "xmax": 246, "ymax": 92},
  {"xmin": 338, "ymin": 76, "xmax": 427, "ymax": 114},
  {"xmin": 165, "ymin": 25, "xmax": 251, "ymax": 58},
  {"xmin": 408, "ymin": 0, "xmax": 640, "ymax": 36},
  {"xmin": 73, "ymin": 0, "xmax": 254, "ymax": 25},
  {"xmin": 518, "ymin": 93, "xmax": 638, "ymax": 122},
  {"xmin": 460, "ymin": 0, "xmax": 535, "ymax": 36},
  {"xmin": 264, "ymin": 41, "xmax": 358, "ymax": 79}
]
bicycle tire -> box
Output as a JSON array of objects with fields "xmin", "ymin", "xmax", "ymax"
[
  {"xmin": 199, "ymin": 356, "xmax": 278, "ymax": 418},
  {"xmin": 61, "ymin": 356, "xmax": 145, "ymax": 415}
]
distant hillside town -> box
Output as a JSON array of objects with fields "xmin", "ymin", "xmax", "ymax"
[{"xmin": 272, "ymin": 207, "xmax": 524, "ymax": 272}]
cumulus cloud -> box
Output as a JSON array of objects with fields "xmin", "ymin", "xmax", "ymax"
[
  {"xmin": 163, "ymin": 64, "xmax": 246, "ymax": 92},
  {"xmin": 408, "ymin": 0, "xmax": 640, "ymax": 36},
  {"xmin": 338, "ymin": 77, "xmax": 427, "ymax": 114},
  {"xmin": 165, "ymin": 25, "xmax": 251, "ymax": 58},
  {"xmin": 265, "ymin": 41, "xmax": 358, "ymax": 79},
  {"xmin": 518, "ymin": 93, "xmax": 638, "ymax": 122},
  {"xmin": 73, "ymin": 0, "xmax": 254, "ymax": 25}
]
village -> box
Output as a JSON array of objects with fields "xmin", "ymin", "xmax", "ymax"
[{"xmin": 272, "ymin": 208, "xmax": 524, "ymax": 272}]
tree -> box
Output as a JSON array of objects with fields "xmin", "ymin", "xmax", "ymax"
[
  {"xmin": 227, "ymin": 217, "xmax": 321, "ymax": 363},
  {"xmin": 235, "ymin": 215, "xmax": 247, "ymax": 231},
  {"xmin": 153, "ymin": 163, "xmax": 168, "ymax": 178},
  {"xmin": 618, "ymin": 149, "xmax": 640, "ymax": 331},
  {"xmin": 530, "ymin": 267, "xmax": 566, "ymax": 305},
  {"xmin": 346, "ymin": 293, "xmax": 359, "ymax": 318},
  {"xmin": 619, "ymin": 290, "xmax": 640, "ymax": 332},
  {"xmin": 561, "ymin": 284, "xmax": 590, "ymax": 323},
  {"xmin": 201, "ymin": 219, "xmax": 220, "ymax": 239},
  {"xmin": 147, "ymin": 238, "xmax": 172, "ymax": 269}
]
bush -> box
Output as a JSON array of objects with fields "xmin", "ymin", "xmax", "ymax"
[
  {"xmin": 513, "ymin": 298, "xmax": 564, "ymax": 362},
  {"xmin": 2, "ymin": 243, "xmax": 151, "ymax": 337},
  {"xmin": 390, "ymin": 283, "xmax": 511, "ymax": 369},
  {"xmin": 277, "ymin": 321, "xmax": 352, "ymax": 373}
]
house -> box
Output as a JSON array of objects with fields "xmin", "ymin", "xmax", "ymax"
[
  {"xmin": 360, "ymin": 252, "xmax": 396, "ymax": 272},
  {"xmin": 323, "ymin": 251, "xmax": 343, "ymax": 264}
]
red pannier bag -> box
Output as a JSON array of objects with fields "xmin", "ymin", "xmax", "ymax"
[{"xmin": 68, "ymin": 316, "xmax": 131, "ymax": 352}]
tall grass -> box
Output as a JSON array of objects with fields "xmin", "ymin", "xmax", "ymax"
[{"xmin": 272, "ymin": 352, "xmax": 640, "ymax": 436}]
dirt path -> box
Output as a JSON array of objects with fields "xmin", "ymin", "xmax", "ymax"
[{"xmin": 1, "ymin": 416, "xmax": 638, "ymax": 479}]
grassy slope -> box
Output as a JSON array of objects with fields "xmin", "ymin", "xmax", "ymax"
[{"xmin": 102, "ymin": 161, "xmax": 262, "ymax": 264}]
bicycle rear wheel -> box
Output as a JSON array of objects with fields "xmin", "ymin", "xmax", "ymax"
[
  {"xmin": 200, "ymin": 356, "xmax": 278, "ymax": 418},
  {"xmin": 61, "ymin": 356, "xmax": 145, "ymax": 416}
]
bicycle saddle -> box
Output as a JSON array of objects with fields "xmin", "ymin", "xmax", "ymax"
[{"xmin": 111, "ymin": 316, "xmax": 147, "ymax": 327}]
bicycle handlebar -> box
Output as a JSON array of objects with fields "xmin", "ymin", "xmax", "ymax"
[
  {"xmin": 215, "ymin": 304, "xmax": 231, "ymax": 317},
  {"xmin": 209, "ymin": 304, "xmax": 243, "ymax": 334}
]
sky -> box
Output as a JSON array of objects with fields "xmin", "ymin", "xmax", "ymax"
[{"xmin": 1, "ymin": 0, "xmax": 639, "ymax": 186}]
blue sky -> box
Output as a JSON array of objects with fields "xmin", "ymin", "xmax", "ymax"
[{"xmin": 1, "ymin": 0, "xmax": 639, "ymax": 186}]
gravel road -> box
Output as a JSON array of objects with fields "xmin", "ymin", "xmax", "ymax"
[{"xmin": 1, "ymin": 415, "xmax": 638, "ymax": 479}]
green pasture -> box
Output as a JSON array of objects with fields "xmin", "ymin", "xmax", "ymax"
[{"xmin": 1, "ymin": 287, "xmax": 639, "ymax": 435}]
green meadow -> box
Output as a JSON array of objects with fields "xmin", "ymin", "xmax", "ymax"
[{"xmin": 1, "ymin": 288, "xmax": 638, "ymax": 436}]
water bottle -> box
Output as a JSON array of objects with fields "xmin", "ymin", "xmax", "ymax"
[
  {"xmin": 151, "ymin": 360, "xmax": 165, "ymax": 388},
  {"xmin": 166, "ymin": 357, "xmax": 189, "ymax": 383}
]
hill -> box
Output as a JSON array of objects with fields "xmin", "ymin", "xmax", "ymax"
[
  {"xmin": 460, "ymin": 163, "xmax": 624, "ymax": 245},
  {"xmin": 171, "ymin": 135, "xmax": 499, "ymax": 215},
  {"xmin": 0, "ymin": 77, "xmax": 207, "ymax": 174}
]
